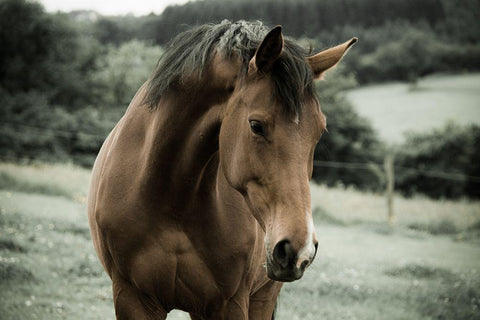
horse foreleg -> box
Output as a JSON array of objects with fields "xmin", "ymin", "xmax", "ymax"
[
  {"xmin": 247, "ymin": 299, "xmax": 277, "ymax": 320},
  {"xmin": 112, "ymin": 271, "xmax": 167, "ymax": 320},
  {"xmin": 248, "ymin": 281, "xmax": 282, "ymax": 320}
]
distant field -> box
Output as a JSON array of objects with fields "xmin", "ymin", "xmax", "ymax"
[
  {"xmin": 345, "ymin": 73, "xmax": 480, "ymax": 144},
  {"xmin": 1, "ymin": 163, "xmax": 479, "ymax": 319}
]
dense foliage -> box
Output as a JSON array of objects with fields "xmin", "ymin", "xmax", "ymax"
[
  {"xmin": 113, "ymin": 0, "xmax": 480, "ymax": 83},
  {"xmin": 0, "ymin": 0, "xmax": 99, "ymax": 108},
  {"xmin": 0, "ymin": 0, "xmax": 160, "ymax": 165},
  {"xmin": 395, "ymin": 123, "xmax": 480, "ymax": 199}
]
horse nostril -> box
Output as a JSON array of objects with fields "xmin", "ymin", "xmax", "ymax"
[
  {"xmin": 273, "ymin": 240, "xmax": 294, "ymax": 268},
  {"xmin": 300, "ymin": 259, "xmax": 309, "ymax": 272}
]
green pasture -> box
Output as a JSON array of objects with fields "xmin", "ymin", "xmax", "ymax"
[
  {"xmin": 345, "ymin": 73, "xmax": 480, "ymax": 144},
  {"xmin": 0, "ymin": 163, "xmax": 479, "ymax": 319}
]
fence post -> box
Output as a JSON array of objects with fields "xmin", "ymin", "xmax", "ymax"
[{"xmin": 384, "ymin": 154, "xmax": 395, "ymax": 225}]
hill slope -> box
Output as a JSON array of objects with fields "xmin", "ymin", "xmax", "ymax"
[{"xmin": 345, "ymin": 73, "xmax": 480, "ymax": 143}]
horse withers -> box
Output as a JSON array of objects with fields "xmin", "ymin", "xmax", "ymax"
[{"xmin": 88, "ymin": 20, "xmax": 356, "ymax": 319}]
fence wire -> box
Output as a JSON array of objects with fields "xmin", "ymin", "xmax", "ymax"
[{"xmin": 2, "ymin": 120, "xmax": 480, "ymax": 183}]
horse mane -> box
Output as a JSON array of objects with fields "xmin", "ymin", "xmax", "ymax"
[{"xmin": 143, "ymin": 20, "xmax": 315, "ymax": 117}]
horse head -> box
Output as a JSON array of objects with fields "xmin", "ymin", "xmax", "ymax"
[{"xmin": 219, "ymin": 26, "xmax": 356, "ymax": 282}]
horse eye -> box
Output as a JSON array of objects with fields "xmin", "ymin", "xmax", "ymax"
[{"xmin": 249, "ymin": 120, "xmax": 265, "ymax": 136}]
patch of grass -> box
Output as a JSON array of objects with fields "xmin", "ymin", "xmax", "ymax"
[
  {"xmin": 0, "ymin": 185, "xmax": 116, "ymax": 320},
  {"xmin": 385, "ymin": 263, "xmax": 456, "ymax": 280},
  {"xmin": 315, "ymin": 280, "xmax": 370, "ymax": 303},
  {"xmin": 276, "ymin": 219, "xmax": 480, "ymax": 320},
  {"xmin": 1, "ymin": 162, "xmax": 479, "ymax": 320},
  {"xmin": 431, "ymin": 219, "xmax": 458, "ymax": 235},
  {"xmin": 312, "ymin": 206, "xmax": 346, "ymax": 226},
  {"xmin": 408, "ymin": 218, "xmax": 458, "ymax": 235},
  {"xmin": 468, "ymin": 220, "xmax": 480, "ymax": 231},
  {"xmin": 0, "ymin": 162, "xmax": 90, "ymax": 200},
  {"xmin": 40, "ymin": 218, "xmax": 92, "ymax": 240},
  {"xmin": 415, "ymin": 273, "xmax": 480, "ymax": 320},
  {"xmin": 0, "ymin": 262, "xmax": 35, "ymax": 283},
  {"xmin": 455, "ymin": 221, "xmax": 480, "ymax": 243},
  {"xmin": 67, "ymin": 259, "xmax": 104, "ymax": 278},
  {"xmin": 310, "ymin": 183, "xmax": 480, "ymax": 238},
  {"xmin": 0, "ymin": 171, "xmax": 72, "ymax": 198},
  {"xmin": 57, "ymin": 225, "xmax": 91, "ymax": 239},
  {"xmin": 0, "ymin": 239, "xmax": 27, "ymax": 253},
  {"xmin": 364, "ymin": 222, "xmax": 395, "ymax": 235}
]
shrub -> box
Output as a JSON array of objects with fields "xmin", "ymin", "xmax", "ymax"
[
  {"xmin": 0, "ymin": 90, "xmax": 115, "ymax": 166},
  {"xmin": 395, "ymin": 122, "xmax": 480, "ymax": 199},
  {"xmin": 356, "ymin": 27, "xmax": 441, "ymax": 83}
]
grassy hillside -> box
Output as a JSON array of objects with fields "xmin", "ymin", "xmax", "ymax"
[
  {"xmin": 345, "ymin": 73, "xmax": 480, "ymax": 143},
  {"xmin": 0, "ymin": 163, "xmax": 479, "ymax": 319}
]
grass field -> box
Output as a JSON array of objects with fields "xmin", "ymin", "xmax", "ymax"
[
  {"xmin": 345, "ymin": 73, "xmax": 480, "ymax": 144},
  {"xmin": 1, "ymin": 162, "xmax": 479, "ymax": 319}
]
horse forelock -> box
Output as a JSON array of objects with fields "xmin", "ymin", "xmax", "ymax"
[{"xmin": 143, "ymin": 20, "xmax": 316, "ymax": 118}]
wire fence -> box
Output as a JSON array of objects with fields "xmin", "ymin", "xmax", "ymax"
[
  {"xmin": 313, "ymin": 160, "xmax": 480, "ymax": 183},
  {"xmin": 2, "ymin": 120, "xmax": 480, "ymax": 184}
]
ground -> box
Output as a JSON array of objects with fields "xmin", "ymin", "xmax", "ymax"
[{"xmin": 1, "ymin": 163, "xmax": 479, "ymax": 319}]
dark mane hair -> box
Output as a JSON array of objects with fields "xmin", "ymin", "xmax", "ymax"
[{"xmin": 143, "ymin": 20, "xmax": 315, "ymax": 117}]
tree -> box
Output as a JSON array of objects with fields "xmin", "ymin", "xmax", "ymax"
[
  {"xmin": 0, "ymin": 0, "xmax": 102, "ymax": 108},
  {"xmin": 395, "ymin": 122, "xmax": 480, "ymax": 199},
  {"xmin": 93, "ymin": 40, "xmax": 163, "ymax": 109}
]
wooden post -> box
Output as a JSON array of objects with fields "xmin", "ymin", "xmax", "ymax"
[{"xmin": 384, "ymin": 154, "xmax": 395, "ymax": 225}]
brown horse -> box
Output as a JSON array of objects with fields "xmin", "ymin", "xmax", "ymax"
[{"xmin": 88, "ymin": 20, "xmax": 356, "ymax": 319}]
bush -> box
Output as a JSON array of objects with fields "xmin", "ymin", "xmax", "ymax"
[
  {"xmin": 0, "ymin": 89, "xmax": 115, "ymax": 166},
  {"xmin": 356, "ymin": 27, "xmax": 441, "ymax": 83},
  {"xmin": 395, "ymin": 122, "xmax": 480, "ymax": 199}
]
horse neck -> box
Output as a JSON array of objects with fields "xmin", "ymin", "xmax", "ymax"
[
  {"xmin": 132, "ymin": 80, "xmax": 259, "ymax": 250},
  {"xmin": 142, "ymin": 84, "xmax": 226, "ymax": 200}
]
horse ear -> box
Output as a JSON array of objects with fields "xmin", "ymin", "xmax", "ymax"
[
  {"xmin": 249, "ymin": 26, "xmax": 284, "ymax": 74},
  {"xmin": 307, "ymin": 37, "xmax": 358, "ymax": 80}
]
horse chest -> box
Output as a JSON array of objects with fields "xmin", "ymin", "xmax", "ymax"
[{"xmin": 128, "ymin": 226, "xmax": 258, "ymax": 309}]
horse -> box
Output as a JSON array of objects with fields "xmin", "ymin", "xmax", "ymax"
[{"xmin": 88, "ymin": 20, "xmax": 356, "ymax": 320}]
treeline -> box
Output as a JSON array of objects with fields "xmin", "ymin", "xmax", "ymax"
[
  {"xmin": 95, "ymin": 0, "xmax": 480, "ymax": 83},
  {"xmin": 153, "ymin": 0, "xmax": 459, "ymax": 41},
  {"xmin": 1, "ymin": 0, "xmax": 479, "ymax": 198},
  {"xmin": 98, "ymin": 0, "xmax": 478, "ymax": 44}
]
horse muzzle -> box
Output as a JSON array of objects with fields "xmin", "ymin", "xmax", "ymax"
[{"xmin": 266, "ymin": 239, "xmax": 318, "ymax": 282}]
